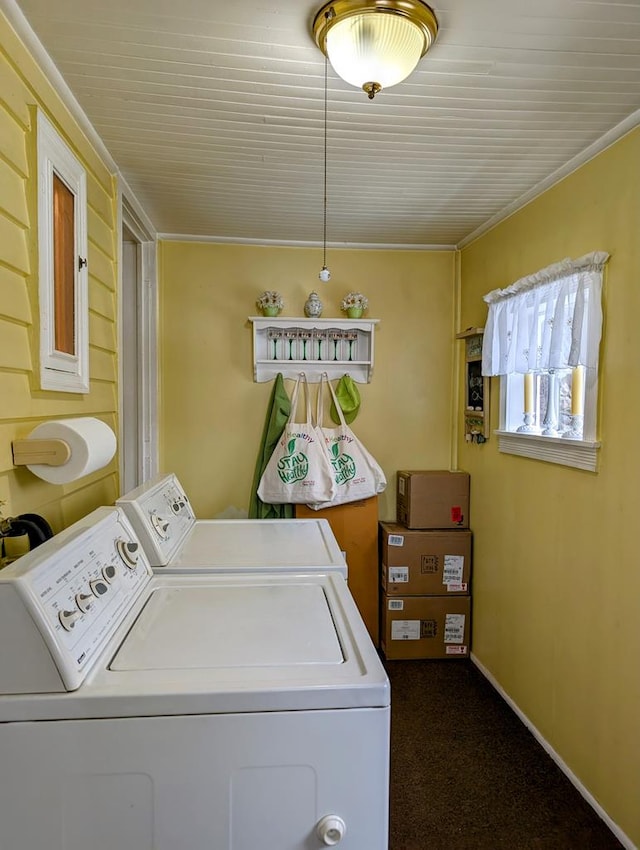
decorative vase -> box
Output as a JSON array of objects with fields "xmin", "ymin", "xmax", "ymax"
[
  {"xmin": 304, "ymin": 291, "xmax": 323, "ymax": 318},
  {"xmin": 346, "ymin": 306, "xmax": 363, "ymax": 319},
  {"xmin": 262, "ymin": 306, "xmax": 281, "ymax": 317}
]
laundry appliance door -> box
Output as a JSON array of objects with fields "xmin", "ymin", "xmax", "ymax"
[
  {"xmin": 0, "ymin": 706, "xmax": 389, "ymax": 850},
  {"xmin": 111, "ymin": 580, "xmax": 344, "ymax": 673},
  {"xmin": 167, "ymin": 518, "xmax": 347, "ymax": 576}
]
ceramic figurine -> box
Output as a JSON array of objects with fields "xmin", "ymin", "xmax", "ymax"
[{"xmin": 304, "ymin": 291, "xmax": 323, "ymax": 318}]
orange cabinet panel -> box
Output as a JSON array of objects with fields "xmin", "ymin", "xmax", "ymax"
[{"xmin": 296, "ymin": 497, "xmax": 379, "ymax": 646}]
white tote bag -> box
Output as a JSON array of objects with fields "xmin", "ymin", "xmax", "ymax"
[
  {"xmin": 306, "ymin": 374, "xmax": 386, "ymax": 510},
  {"xmin": 257, "ymin": 374, "xmax": 336, "ymax": 505}
]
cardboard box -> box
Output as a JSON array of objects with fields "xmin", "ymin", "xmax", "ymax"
[
  {"xmin": 380, "ymin": 523, "xmax": 471, "ymax": 595},
  {"xmin": 397, "ymin": 470, "xmax": 470, "ymax": 529},
  {"xmin": 380, "ymin": 594, "xmax": 471, "ymax": 660}
]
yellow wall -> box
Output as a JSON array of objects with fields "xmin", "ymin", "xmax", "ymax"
[
  {"xmin": 159, "ymin": 241, "xmax": 456, "ymax": 520},
  {"xmin": 0, "ymin": 13, "xmax": 119, "ymax": 532},
  {"xmin": 458, "ymin": 128, "xmax": 640, "ymax": 846}
]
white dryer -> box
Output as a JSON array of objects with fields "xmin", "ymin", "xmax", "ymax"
[
  {"xmin": 0, "ymin": 507, "xmax": 389, "ymax": 850},
  {"xmin": 116, "ymin": 472, "xmax": 348, "ymax": 576}
]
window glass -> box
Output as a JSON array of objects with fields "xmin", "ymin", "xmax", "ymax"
[{"xmin": 53, "ymin": 173, "xmax": 76, "ymax": 356}]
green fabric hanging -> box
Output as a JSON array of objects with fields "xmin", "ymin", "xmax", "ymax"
[
  {"xmin": 330, "ymin": 374, "xmax": 361, "ymax": 424},
  {"xmin": 248, "ymin": 373, "xmax": 294, "ymax": 519}
]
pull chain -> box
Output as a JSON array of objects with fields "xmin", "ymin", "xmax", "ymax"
[{"xmin": 319, "ymin": 15, "xmax": 331, "ymax": 283}]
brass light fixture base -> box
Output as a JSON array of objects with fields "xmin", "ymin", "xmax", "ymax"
[
  {"xmin": 312, "ymin": 0, "xmax": 439, "ymax": 59},
  {"xmin": 363, "ymin": 82, "xmax": 382, "ymax": 99}
]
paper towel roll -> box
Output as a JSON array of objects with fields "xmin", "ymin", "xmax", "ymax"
[{"xmin": 26, "ymin": 418, "xmax": 117, "ymax": 484}]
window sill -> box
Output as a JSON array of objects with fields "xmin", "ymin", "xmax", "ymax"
[
  {"xmin": 41, "ymin": 365, "xmax": 90, "ymax": 394},
  {"xmin": 495, "ymin": 430, "xmax": 600, "ymax": 472}
]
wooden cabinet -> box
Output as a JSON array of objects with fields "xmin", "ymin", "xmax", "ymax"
[
  {"xmin": 295, "ymin": 497, "xmax": 379, "ymax": 646},
  {"xmin": 456, "ymin": 327, "xmax": 490, "ymax": 443}
]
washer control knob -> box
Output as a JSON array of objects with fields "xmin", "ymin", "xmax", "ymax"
[
  {"xmin": 76, "ymin": 592, "xmax": 94, "ymax": 613},
  {"xmin": 151, "ymin": 513, "xmax": 170, "ymax": 539},
  {"xmin": 102, "ymin": 563, "xmax": 118, "ymax": 583},
  {"xmin": 89, "ymin": 579, "xmax": 109, "ymax": 598},
  {"xmin": 316, "ymin": 815, "xmax": 346, "ymax": 846},
  {"xmin": 59, "ymin": 608, "xmax": 81, "ymax": 631},
  {"xmin": 170, "ymin": 499, "xmax": 184, "ymax": 514},
  {"xmin": 115, "ymin": 539, "xmax": 139, "ymax": 569}
]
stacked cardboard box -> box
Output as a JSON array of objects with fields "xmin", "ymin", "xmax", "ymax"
[
  {"xmin": 380, "ymin": 471, "xmax": 472, "ymax": 660},
  {"xmin": 396, "ymin": 469, "xmax": 470, "ymax": 529}
]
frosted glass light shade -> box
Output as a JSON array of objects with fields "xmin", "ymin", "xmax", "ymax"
[
  {"xmin": 313, "ymin": 1, "xmax": 438, "ymax": 97},
  {"xmin": 327, "ymin": 13, "xmax": 424, "ymax": 91}
]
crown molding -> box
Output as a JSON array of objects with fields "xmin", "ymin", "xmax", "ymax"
[{"xmin": 157, "ymin": 233, "xmax": 456, "ymax": 250}]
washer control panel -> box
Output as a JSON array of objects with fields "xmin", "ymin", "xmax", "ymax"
[
  {"xmin": 0, "ymin": 507, "xmax": 152, "ymax": 692},
  {"xmin": 117, "ymin": 473, "xmax": 196, "ymax": 566}
]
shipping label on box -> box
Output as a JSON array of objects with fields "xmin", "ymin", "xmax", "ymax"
[
  {"xmin": 444, "ymin": 613, "xmax": 466, "ymax": 643},
  {"xmin": 443, "ymin": 555, "xmax": 465, "ymax": 586},
  {"xmin": 388, "ymin": 566, "xmax": 409, "ymax": 584},
  {"xmin": 391, "ymin": 620, "xmax": 420, "ymax": 641}
]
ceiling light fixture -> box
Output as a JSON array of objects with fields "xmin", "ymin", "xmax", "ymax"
[
  {"xmin": 319, "ymin": 22, "xmax": 331, "ymax": 283},
  {"xmin": 313, "ymin": 0, "xmax": 439, "ymax": 100}
]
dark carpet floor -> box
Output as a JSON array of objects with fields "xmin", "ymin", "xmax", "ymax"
[{"xmin": 385, "ymin": 659, "xmax": 624, "ymax": 850}]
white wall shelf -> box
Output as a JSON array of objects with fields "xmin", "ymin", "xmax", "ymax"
[{"xmin": 249, "ymin": 317, "xmax": 379, "ymax": 383}]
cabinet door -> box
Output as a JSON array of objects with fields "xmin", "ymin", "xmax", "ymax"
[{"xmin": 0, "ymin": 709, "xmax": 390, "ymax": 850}]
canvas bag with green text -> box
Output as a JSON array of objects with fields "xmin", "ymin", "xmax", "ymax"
[
  {"xmin": 306, "ymin": 373, "xmax": 386, "ymax": 510},
  {"xmin": 257, "ymin": 374, "xmax": 336, "ymax": 504}
]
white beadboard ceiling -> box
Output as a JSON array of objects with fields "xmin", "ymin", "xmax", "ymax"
[{"xmin": 7, "ymin": 0, "xmax": 640, "ymax": 247}]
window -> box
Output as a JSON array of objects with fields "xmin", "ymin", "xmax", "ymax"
[
  {"xmin": 37, "ymin": 110, "xmax": 89, "ymax": 392},
  {"xmin": 482, "ymin": 252, "xmax": 608, "ymax": 471}
]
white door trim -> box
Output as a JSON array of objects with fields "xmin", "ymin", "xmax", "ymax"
[{"xmin": 118, "ymin": 183, "xmax": 159, "ymax": 492}]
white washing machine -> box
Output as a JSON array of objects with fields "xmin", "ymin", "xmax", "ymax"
[
  {"xmin": 116, "ymin": 472, "xmax": 348, "ymax": 576},
  {"xmin": 0, "ymin": 507, "xmax": 389, "ymax": 850}
]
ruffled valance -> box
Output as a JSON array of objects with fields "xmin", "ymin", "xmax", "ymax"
[{"xmin": 482, "ymin": 251, "xmax": 609, "ymax": 376}]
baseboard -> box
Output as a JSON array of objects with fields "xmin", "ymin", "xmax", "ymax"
[{"xmin": 471, "ymin": 653, "xmax": 636, "ymax": 850}]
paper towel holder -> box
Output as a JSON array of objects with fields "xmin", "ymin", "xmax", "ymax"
[
  {"xmin": 11, "ymin": 417, "xmax": 117, "ymax": 485},
  {"xmin": 12, "ymin": 438, "xmax": 72, "ymax": 467}
]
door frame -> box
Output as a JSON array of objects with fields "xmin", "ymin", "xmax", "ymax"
[{"xmin": 118, "ymin": 186, "xmax": 158, "ymax": 492}]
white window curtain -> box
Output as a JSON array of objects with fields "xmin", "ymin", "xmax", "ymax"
[{"xmin": 481, "ymin": 251, "xmax": 609, "ymax": 376}]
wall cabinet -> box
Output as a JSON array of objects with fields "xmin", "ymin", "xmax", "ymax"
[
  {"xmin": 249, "ymin": 317, "xmax": 379, "ymax": 383},
  {"xmin": 456, "ymin": 327, "xmax": 490, "ymax": 443}
]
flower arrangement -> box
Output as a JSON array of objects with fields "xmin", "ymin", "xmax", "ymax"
[
  {"xmin": 340, "ymin": 291, "xmax": 368, "ymax": 314},
  {"xmin": 256, "ymin": 290, "xmax": 284, "ymax": 315}
]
